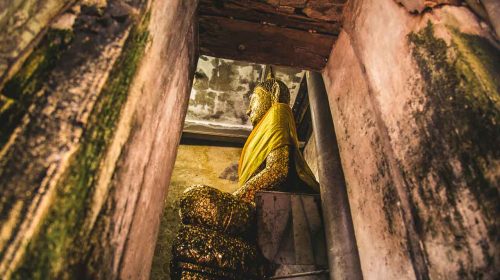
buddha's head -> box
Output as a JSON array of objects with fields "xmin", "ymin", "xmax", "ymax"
[{"xmin": 246, "ymin": 70, "xmax": 290, "ymax": 126}]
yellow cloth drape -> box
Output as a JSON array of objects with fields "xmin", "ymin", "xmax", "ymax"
[{"xmin": 238, "ymin": 103, "xmax": 319, "ymax": 192}]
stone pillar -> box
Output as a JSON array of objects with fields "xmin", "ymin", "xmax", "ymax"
[
  {"xmin": 322, "ymin": 0, "xmax": 499, "ymax": 278},
  {"xmin": 0, "ymin": 0, "xmax": 198, "ymax": 279},
  {"xmin": 306, "ymin": 71, "xmax": 363, "ymax": 280}
]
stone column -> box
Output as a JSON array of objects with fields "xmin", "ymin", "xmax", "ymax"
[
  {"xmin": 0, "ymin": 0, "xmax": 199, "ymax": 278},
  {"xmin": 306, "ymin": 71, "xmax": 363, "ymax": 280}
]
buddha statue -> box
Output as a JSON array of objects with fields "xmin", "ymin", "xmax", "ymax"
[{"xmin": 170, "ymin": 70, "xmax": 319, "ymax": 280}]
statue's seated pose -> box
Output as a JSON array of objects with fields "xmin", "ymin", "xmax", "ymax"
[{"xmin": 171, "ymin": 72, "xmax": 319, "ymax": 280}]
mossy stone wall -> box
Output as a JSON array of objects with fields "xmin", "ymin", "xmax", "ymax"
[
  {"xmin": 0, "ymin": 0, "xmax": 198, "ymax": 279},
  {"xmin": 407, "ymin": 21, "xmax": 499, "ymax": 278},
  {"xmin": 0, "ymin": 0, "xmax": 73, "ymax": 86},
  {"xmin": 324, "ymin": 0, "xmax": 499, "ymax": 278}
]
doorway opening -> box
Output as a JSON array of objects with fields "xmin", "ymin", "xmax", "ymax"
[{"xmin": 150, "ymin": 55, "xmax": 319, "ymax": 279}]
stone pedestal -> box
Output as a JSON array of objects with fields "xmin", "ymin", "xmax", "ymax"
[{"xmin": 256, "ymin": 191, "xmax": 328, "ymax": 280}]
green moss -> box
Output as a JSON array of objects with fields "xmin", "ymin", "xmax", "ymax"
[
  {"xmin": 10, "ymin": 12, "xmax": 150, "ymax": 280},
  {"xmin": 0, "ymin": 30, "xmax": 73, "ymax": 149},
  {"xmin": 408, "ymin": 22, "xmax": 499, "ymax": 274}
]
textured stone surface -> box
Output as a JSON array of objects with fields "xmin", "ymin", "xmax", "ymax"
[
  {"xmin": 0, "ymin": 0, "xmax": 198, "ymax": 279},
  {"xmin": 323, "ymin": 0, "xmax": 499, "ymax": 278},
  {"xmin": 89, "ymin": 1, "xmax": 199, "ymax": 279},
  {"xmin": 324, "ymin": 31, "xmax": 416, "ymax": 280},
  {"xmin": 0, "ymin": 1, "xmax": 144, "ymax": 278},
  {"xmin": 0, "ymin": 0, "xmax": 73, "ymax": 86},
  {"xmin": 1, "ymin": 0, "xmax": 498, "ymax": 279},
  {"xmin": 482, "ymin": 0, "xmax": 500, "ymax": 38},
  {"xmin": 256, "ymin": 192, "xmax": 327, "ymax": 266}
]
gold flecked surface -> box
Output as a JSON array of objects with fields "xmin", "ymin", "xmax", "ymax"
[
  {"xmin": 247, "ymin": 78, "xmax": 290, "ymax": 127},
  {"xmin": 233, "ymin": 146, "xmax": 289, "ymax": 204},
  {"xmin": 171, "ymin": 225, "xmax": 260, "ymax": 279},
  {"xmin": 254, "ymin": 79, "xmax": 291, "ymax": 105},
  {"xmin": 170, "ymin": 269, "xmax": 218, "ymax": 280},
  {"xmin": 247, "ymin": 87, "xmax": 272, "ymax": 126},
  {"xmin": 180, "ymin": 185, "xmax": 255, "ymax": 235},
  {"xmin": 171, "ymin": 261, "xmax": 250, "ymax": 280},
  {"xmin": 170, "ymin": 264, "xmax": 225, "ymax": 280}
]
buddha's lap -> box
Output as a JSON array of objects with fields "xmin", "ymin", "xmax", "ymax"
[
  {"xmin": 171, "ymin": 224, "xmax": 259, "ymax": 276},
  {"xmin": 173, "ymin": 186, "xmax": 261, "ymax": 279},
  {"xmin": 179, "ymin": 185, "xmax": 255, "ymax": 235}
]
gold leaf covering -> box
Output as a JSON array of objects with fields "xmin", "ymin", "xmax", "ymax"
[
  {"xmin": 171, "ymin": 225, "xmax": 260, "ymax": 279},
  {"xmin": 179, "ymin": 185, "xmax": 255, "ymax": 236},
  {"xmin": 170, "ymin": 265, "xmax": 223, "ymax": 280}
]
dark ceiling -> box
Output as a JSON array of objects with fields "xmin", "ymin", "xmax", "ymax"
[{"xmin": 197, "ymin": 0, "xmax": 345, "ymax": 71}]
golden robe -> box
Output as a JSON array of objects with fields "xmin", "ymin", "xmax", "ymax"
[{"xmin": 238, "ymin": 103, "xmax": 320, "ymax": 193}]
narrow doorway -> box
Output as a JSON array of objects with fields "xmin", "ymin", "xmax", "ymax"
[{"xmin": 150, "ymin": 55, "xmax": 322, "ymax": 279}]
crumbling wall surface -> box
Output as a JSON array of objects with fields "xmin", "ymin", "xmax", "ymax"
[
  {"xmin": 323, "ymin": 0, "xmax": 499, "ymax": 279},
  {"xmin": 0, "ymin": 0, "xmax": 74, "ymax": 86},
  {"xmin": 0, "ymin": 0, "xmax": 198, "ymax": 279},
  {"xmin": 88, "ymin": 0, "xmax": 198, "ymax": 278}
]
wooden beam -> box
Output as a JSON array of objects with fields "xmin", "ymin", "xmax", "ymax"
[
  {"xmin": 199, "ymin": 0, "xmax": 342, "ymax": 36},
  {"xmin": 199, "ymin": 16, "xmax": 336, "ymax": 71}
]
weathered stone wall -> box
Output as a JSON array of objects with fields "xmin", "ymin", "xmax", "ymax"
[
  {"xmin": 0, "ymin": 0, "xmax": 74, "ymax": 86},
  {"xmin": 0, "ymin": 0, "xmax": 198, "ymax": 279},
  {"xmin": 100, "ymin": 1, "xmax": 198, "ymax": 278},
  {"xmin": 323, "ymin": 0, "xmax": 499, "ymax": 279}
]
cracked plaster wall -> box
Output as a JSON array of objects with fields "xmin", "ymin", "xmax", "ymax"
[{"xmin": 186, "ymin": 55, "xmax": 304, "ymax": 134}]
